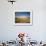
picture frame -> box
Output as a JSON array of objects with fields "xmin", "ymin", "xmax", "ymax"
[{"xmin": 14, "ymin": 10, "xmax": 33, "ymax": 26}]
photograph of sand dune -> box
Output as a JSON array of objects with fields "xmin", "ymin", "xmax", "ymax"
[
  {"xmin": 15, "ymin": 11, "xmax": 32, "ymax": 26},
  {"xmin": 15, "ymin": 12, "xmax": 30, "ymax": 23}
]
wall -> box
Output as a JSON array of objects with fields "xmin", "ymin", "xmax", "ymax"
[{"xmin": 0, "ymin": 0, "xmax": 46, "ymax": 42}]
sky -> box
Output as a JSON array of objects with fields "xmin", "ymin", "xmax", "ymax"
[{"xmin": 15, "ymin": 12, "xmax": 30, "ymax": 17}]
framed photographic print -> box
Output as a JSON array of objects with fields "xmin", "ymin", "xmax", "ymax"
[{"xmin": 14, "ymin": 10, "xmax": 33, "ymax": 26}]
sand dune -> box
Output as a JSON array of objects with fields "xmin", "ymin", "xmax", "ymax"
[{"xmin": 15, "ymin": 17, "xmax": 30, "ymax": 23}]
